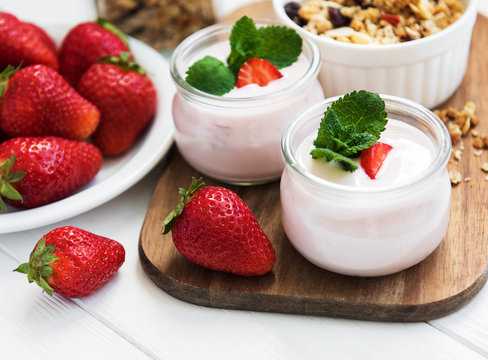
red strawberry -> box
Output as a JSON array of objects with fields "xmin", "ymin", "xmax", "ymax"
[
  {"xmin": 0, "ymin": 12, "xmax": 58, "ymax": 71},
  {"xmin": 59, "ymin": 19, "xmax": 130, "ymax": 87},
  {"xmin": 0, "ymin": 136, "xmax": 102, "ymax": 210},
  {"xmin": 77, "ymin": 53, "xmax": 157, "ymax": 156},
  {"xmin": 23, "ymin": 22, "xmax": 57, "ymax": 53},
  {"xmin": 0, "ymin": 64, "xmax": 100, "ymax": 140},
  {"xmin": 236, "ymin": 58, "xmax": 283, "ymax": 88},
  {"xmin": 360, "ymin": 142, "xmax": 393, "ymax": 179},
  {"xmin": 163, "ymin": 178, "xmax": 276, "ymax": 276},
  {"xmin": 14, "ymin": 226, "xmax": 125, "ymax": 298}
]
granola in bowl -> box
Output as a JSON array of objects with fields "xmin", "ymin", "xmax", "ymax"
[{"xmin": 285, "ymin": 0, "xmax": 465, "ymax": 44}]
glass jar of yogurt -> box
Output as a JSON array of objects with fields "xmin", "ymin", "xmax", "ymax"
[
  {"xmin": 280, "ymin": 95, "xmax": 452, "ymax": 277},
  {"xmin": 170, "ymin": 20, "xmax": 323, "ymax": 185}
]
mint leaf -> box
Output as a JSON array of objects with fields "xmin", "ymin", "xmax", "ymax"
[
  {"xmin": 312, "ymin": 91, "xmax": 387, "ymax": 172},
  {"xmin": 255, "ymin": 26, "xmax": 302, "ymax": 69},
  {"xmin": 311, "ymin": 148, "xmax": 358, "ymax": 172},
  {"xmin": 227, "ymin": 16, "xmax": 263, "ymax": 74},
  {"xmin": 186, "ymin": 56, "xmax": 235, "ymax": 96},
  {"xmin": 329, "ymin": 90, "xmax": 387, "ymax": 138}
]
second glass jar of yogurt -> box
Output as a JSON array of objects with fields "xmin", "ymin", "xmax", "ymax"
[
  {"xmin": 170, "ymin": 19, "xmax": 323, "ymax": 185},
  {"xmin": 280, "ymin": 94, "xmax": 452, "ymax": 277}
]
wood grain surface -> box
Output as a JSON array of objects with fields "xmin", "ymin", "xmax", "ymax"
[{"xmin": 139, "ymin": 2, "xmax": 488, "ymax": 322}]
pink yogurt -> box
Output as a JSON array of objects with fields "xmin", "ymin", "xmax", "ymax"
[
  {"xmin": 280, "ymin": 96, "xmax": 452, "ymax": 276},
  {"xmin": 170, "ymin": 21, "xmax": 324, "ymax": 185}
]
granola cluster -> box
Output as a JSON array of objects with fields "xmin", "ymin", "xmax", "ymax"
[
  {"xmin": 285, "ymin": 0, "xmax": 464, "ymax": 44},
  {"xmin": 97, "ymin": 0, "xmax": 215, "ymax": 51},
  {"xmin": 433, "ymin": 102, "xmax": 488, "ymax": 185}
]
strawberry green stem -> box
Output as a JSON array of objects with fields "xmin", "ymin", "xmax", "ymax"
[
  {"xmin": 98, "ymin": 52, "xmax": 147, "ymax": 75},
  {"xmin": 0, "ymin": 155, "xmax": 26, "ymax": 212},
  {"xmin": 96, "ymin": 18, "xmax": 129, "ymax": 48},
  {"xmin": 0, "ymin": 65, "xmax": 19, "ymax": 98},
  {"xmin": 162, "ymin": 177, "xmax": 205, "ymax": 234},
  {"xmin": 13, "ymin": 237, "xmax": 58, "ymax": 296}
]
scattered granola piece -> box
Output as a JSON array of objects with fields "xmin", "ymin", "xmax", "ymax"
[
  {"xmin": 473, "ymin": 135, "xmax": 488, "ymax": 149},
  {"xmin": 453, "ymin": 149, "xmax": 462, "ymax": 161},
  {"xmin": 433, "ymin": 101, "xmax": 479, "ymax": 145},
  {"xmin": 481, "ymin": 162, "xmax": 488, "ymax": 173},
  {"xmin": 464, "ymin": 177, "xmax": 471, "ymax": 182},
  {"xmin": 449, "ymin": 169, "xmax": 462, "ymax": 185}
]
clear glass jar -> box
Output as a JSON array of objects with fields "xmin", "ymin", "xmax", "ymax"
[
  {"xmin": 280, "ymin": 95, "xmax": 452, "ymax": 277},
  {"xmin": 170, "ymin": 20, "xmax": 323, "ymax": 185}
]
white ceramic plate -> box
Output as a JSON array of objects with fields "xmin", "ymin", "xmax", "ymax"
[{"xmin": 0, "ymin": 37, "xmax": 175, "ymax": 234}]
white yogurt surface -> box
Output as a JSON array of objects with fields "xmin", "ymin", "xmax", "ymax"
[{"xmin": 296, "ymin": 119, "xmax": 437, "ymax": 188}]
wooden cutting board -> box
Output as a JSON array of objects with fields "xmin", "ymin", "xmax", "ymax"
[{"xmin": 139, "ymin": 2, "xmax": 488, "ymax": 322}]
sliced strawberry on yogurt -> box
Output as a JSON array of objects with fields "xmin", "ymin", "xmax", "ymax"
[
  {"xmin": 236, "ymin": 58, "xmax": 283, "ymax": 88},
  {"xmin": 360, "ymin": 142, "xmax": 393, "ymax": 179}
]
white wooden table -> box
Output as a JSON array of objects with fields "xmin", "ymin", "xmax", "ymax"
[{"xmin": 1, "ymin": 1, "xmax": 488, "ymax": 359}]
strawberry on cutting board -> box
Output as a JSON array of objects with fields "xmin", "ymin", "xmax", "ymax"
[
  {"xmin": 0, "ymin": 64, "xmax": 100, "ymax": 140},
  {"xmin": 163, "ymin": 178, "xmax": 276, "ymax": 276},
  {"xmin": 0, "ymin": 136, "xmax": 102, "ymax": 210},
  {"xmin": 236, "ymin": 57, "xmax": 283, "ymax": 88},
  {"xmin": 360, "ymin": 142, "xmax": 393, "ymax": 179},
  {"xmin": 77, "ymin": 53, "xmax": 157, "ymax": 156},
  {"xmin": 59, "ymin": 18, "xmax": 131, "ymax": 87},
  {"xmin": 0, "ymin": 12, "xmax": 58, "ymax": 71},
  {"xmin": 14, "ymin": 226, "xmax": 125, "ymax": 298}
]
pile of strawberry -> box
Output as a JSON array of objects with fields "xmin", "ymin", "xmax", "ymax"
[{"xmin": 0, "ymin": 13, "xmax": 157, "ymax": 211}]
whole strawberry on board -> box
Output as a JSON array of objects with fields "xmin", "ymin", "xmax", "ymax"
[
  {"xmin": 162, "ymin": 178, "xmax": 276, "ymax": 276},
  {"xmin": 59, "ymin": 18, "xmax": 130, "ymax": 87},
  {"xmin": 0, "ymin": 12, "xmax": 58, "ymax": 71},
  {"xmin": 77, "ymin": 52, "xmax": 157, "ymax": 156},
  {"xmin": 14, "ymin": 226, "xmax": 125, "ymax": 298},
  {"xmin": 0, "ymin": 64, "xmax": 100, "ymax": 140},
  {"xmin": 0, "ymin": 136, "xmax": 102, "ymax": 210}
]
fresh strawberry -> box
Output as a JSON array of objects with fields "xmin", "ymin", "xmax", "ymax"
[
  {"xmin": 0, "ymin": 136, "xmax": 102, "ymax": 210},
  {"xmin": 0, "ymin": 12, "xmax": 58, "ymax": 71},
  {"xmin": 22, "ymin": 21, "xmax": 57, "ymax": 53},
  {"xmin": 163, "ymin": 178, "xmax": 276, "ymax": 276},
  {"xmin": 14, "ymin": 226, "xmax": 125, "ymax": 298},
  {"xmin": 0, "ymin": 64, "xmax": 100, "ymax": 140},
  {"xmin": 77, "ymin": 53, "xmax": 157, "ymax": 156},
  {"xmin": 236, "ymin": 58, "xmax": 283, "ymax": 88},
  {"xmin": 59, "ymin": 18, "xmax": 130, "ymax": 87},
  {"xmin": 360, "ymin": 142, "xmax": 393, "ymax": 179}
]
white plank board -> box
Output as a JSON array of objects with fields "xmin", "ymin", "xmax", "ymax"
[
  {"xmin": 0, "ymin": 250, "xmax": 151, "ymax": 360},
  {"xmin": 429, "ymin": 283, "xmax": 488, "ymax": 358}
]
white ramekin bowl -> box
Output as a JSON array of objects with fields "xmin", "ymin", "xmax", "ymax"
[{"xmin": 273, "ymin": 0, "xmax": 479, "ymax": 109}]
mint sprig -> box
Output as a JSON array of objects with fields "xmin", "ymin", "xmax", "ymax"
[
  {"xmin": 185, "ymin": 16, "xmax": 302, "ymax": 96},
  {"xmin": 311, "ymin": 91, "xmax": 387, "ymax": 172},
  {"xmin": 186, "ymin": 56, "xmax": 235, "ymax": 96}
]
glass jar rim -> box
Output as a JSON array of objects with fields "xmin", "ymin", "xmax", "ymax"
[
  {"xmin": 170, "ymin": 19, "xmax": 321, "ymax": 107},
  {"xmin": 281, "ymin": 94, "xmax": 452, "ymax": 195}
]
